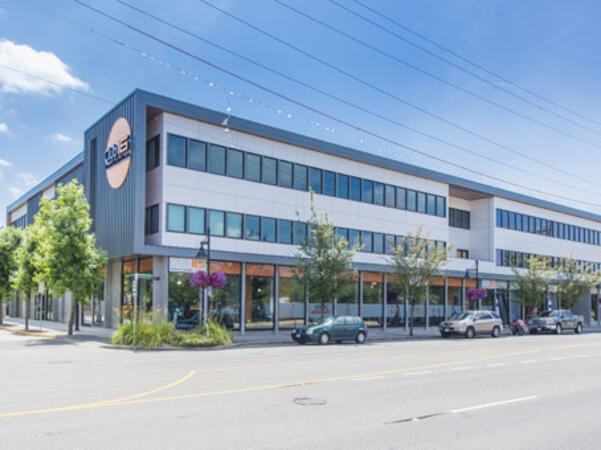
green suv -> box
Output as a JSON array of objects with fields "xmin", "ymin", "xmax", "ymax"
[{"xmin": 291, "ymin": 316, "xmax": 368, "ymax": 345}]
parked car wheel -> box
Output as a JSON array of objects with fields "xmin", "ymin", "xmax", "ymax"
[
  {"xmin": 318, "ymin": 332, "xmax": 330, "ymax": 345},
  {"xmin": 555, "ymin": 324, "xmax": 562, "ymax": 335},
  {"xmin": 440, "ymin": 332, "xmax": 450, "ymax": 338},
  {"xmin": 530, "ymin": 329, "xmax": 538, "ymax": 334},
  {"xmin": 491, "ymin": 326, "xmax": 501, "ymax": 338},
  {"xmin": 355, "ymin": 331, "xmax": 366, "ymax": 344},
  {"xmin": 465, "ymin": 327, "xmax": 475, "ymax": 339},
  {"xmin": 575, "ymin": 323, "xmax": 583, "ymax": 334}
]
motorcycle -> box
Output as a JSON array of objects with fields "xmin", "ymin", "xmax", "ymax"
[{"xmin": 511, "ymin": 319, "xmax": 527, "ymax": 336}]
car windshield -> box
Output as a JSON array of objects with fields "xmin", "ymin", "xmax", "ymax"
[
  {"xmin": 454, "ymin": 312, "xmax": 474, "ymax": 321},
  {"xmin": 314, "ymin": 317, "xmax": 334, "ymax": 326},
  {"xmin": 539, "ymin": 311, "xmax": 559, "ymax": 317}
]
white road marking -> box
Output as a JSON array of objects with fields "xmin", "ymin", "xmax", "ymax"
[
  {"xmin": 521, "ymin": 360, "xmax": 537, "ymax": 364},
  {"xmin": 449, "ymin": 366, "xmax": 473, "ymax": 372},
  {"xmin": 404, "ymin": 370, "xmax": 431, "ymax": 376},
  {"xmin": 488, "ymin": 363, "xmax": 506, "ymax": 367},
  {"xmin": 351, "ymin": 376, "xmax": 386, "ymax": 382},
  {"xmin": 575, "ymin": 354, "xmax": 590, "ymax": 358},
  {"xmin": 549, "ymin": 357, "xmax": 567, "ymax": 361},
  {"xmin": 450, "ymin": 396, "xmax": 538, "ymax": 414}
]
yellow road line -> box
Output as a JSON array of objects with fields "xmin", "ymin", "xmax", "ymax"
[
  {"xmin": 0, "ymin": 325, "xmax": 57, "ymax": 339},
  {"xmin": 2, "ymin": 341, "xmax": 599, "ymax": 419},
  {"xmin": 0, "ymin": 370, "xmax": 196, "ymax": 419}
]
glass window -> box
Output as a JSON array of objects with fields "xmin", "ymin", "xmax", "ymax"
[
  {"xmin": 246, "ymin": 274, "xmax": 274, "ymax": 329},
  {"xmin": 349, "ymin": 176, "xmax": 361, "ymax": 201},
  {"xmin": 417, "ymin": 192, "xmax": 426, "ymax": 213},
  {"xmin": 293, "ymin": 222, "xmax": 307, "ymax": 245},
  {"xmin": 407, "ymin": 190, "xmax": 417, "ymax": 211},
  {"xmin": 261, "ymin": 217, "xmax": 276, "ymax": 242},
  {"xmin": 385, "ymin": 234, "xmax": 395, "ymax": 254},
  {"xmin": 502, "ymin": 210, "xmax": 509, "ymax": 228},
  {"xmin": 373, "ymin": 182, "xmax": 384, "ymax": 205},
  {"xmin": 384, "ymin": 185, "xmax": 395, "ymax": 208},
  {"xmin": 262, "ymin": 157, "xmax": 277, "ymax": 185},
  {"xmin": 496, "ymin": 209, "xmax": 502, "ymax": 227},
  {"xmin": 245, "ymin": 215, "xmax": 260, "ymax": 240},
  {"xmin": 396, "ymin": 187, "xmax": 406, "ymax": 209},
  {"xmin": 293, "ymin": 164, "xmax": 307, "ymax": 190},
  {"xmin": 535, "ymin": 217, "xmax": 541, "ymax": 234},
  {"xmin": 337, "ymin": 174, "xmax": 349, "ymax": 198},
  {"xmin": 426, "ymin": 194, "xmax": 436, "ymax": 215},
  {"xmin": 226, "ymin": 148, "xmax": 243, "ymax": 178},
  {"xmin": 226, "ymin": 212, "xmax": 242, "ymax": 238},
  {"xmin": 146, "ymin": 135, "xmax": 160, "ymax": 171},
  {"xmin": 361, "ymin": 231, "xmax": 373, "ymax": 252},
  {"xmin": 516, "ymin": 214, "xmax": 523, "ymax": 231},
  {"xmin": 244, "ymin": 153, "xmax": 261, "ymax": 182},
  {"xmin": 529, "ymin": 216, "xmax": 535, "ymax": 233},
  {"xmin": 323, "ymin": 171, "xmax": 336, "ymax": 196},
  {"xmin": 363, "ymin": 276, "xmax": 382, "ymax": 327},
  {"xmin": 278, "ymin": 161, "xmax": 292, "ymax": 188},
  {"xmin": 349, "ymin": 229, "xmax": 361, "ymax": 248},
  {"xmin": 278, "ymin": 275, "xmax": 304, "ymax": 329},
  {"xmin": 145, "ymin": 205, "xmax": 159, "ymax": 235},
  {"xmin": 168, "ymin": 272, "xmax": 201, "ymax": 327},
  {"xmin": 208, "ymin": 144, "xmax": 226, "ymax": 175},
  {"xmin": 309, "ymin": 167, "xmax": 322, "ymax": 193},
  {"xmin": 208, "ymin": 271, "xmax": 240, "ymax": 330},
  {"xmin": 361, "ymin": 180, "xmax": 373, "ymax": 203},
  {"xmin": 167, "ymin": 204, "xmax": 185, "ymax": 232},
  {"xmin": 167, "ymin": 134, "xmax": 186, "ymax": 167},
  {"xmin": 373, "ymin": 233, "xmax": 384, "ymax": 254},
  {"xmin": 278, "ymin": 220, "xmax": 292, "ymax": 244},
  {"xmin": 436, "ymin": 196, "xmax": 446, "ymax": 217},
  {"xmin": 336, "ymin": 227, "xmax": 349, "ymax": 242},
  {"xmin": 509, "ymin": 212, "xmax": 516, "ymax": 229},
  {"xmin": 208, "ymin": 210, "xmax": 225, "ymax": 236},
  {"xmin": 188, "ymin": 207, "xmax": 205, "ymax": 234},
  {"xmin": 188, "ymin": 139, "xmax": 206, "ymax": 171}
]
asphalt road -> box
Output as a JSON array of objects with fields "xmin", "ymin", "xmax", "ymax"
[{"xmin": 2, "ymin": 329, "xmax": 601, "ymax": 449}]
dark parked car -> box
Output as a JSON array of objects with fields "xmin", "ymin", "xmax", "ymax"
[
  {"xmin": 528, "ymin": 310, "xmax": 584, "ymax": 334},
  {"xmin": 291, "ymin": 316, "xmax": 368, "ymax": 345}
]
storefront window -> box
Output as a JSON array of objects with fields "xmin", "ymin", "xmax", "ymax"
[
  {"xmin": 447, "ymin": 280, "xmax": 463, "ymax": 318},
  {"xmin": 208, "ymin": 262, "xmax": 241, "ymax": 330},
  {"xmin": 481, "ymin": 287, "xmax": 495, "ymax": 310},
  {"xmin": 338, "ymin": 277, "xmax": 358, "ymax": 317},
  {"xmin": 386, "ymin": 276, "xmax": 405, "ymax": 327},
  {"xmin": 428, "ymin": 283, "xmax": 444, "ymax": 326},
  {"xmin": 363, "ymin": 272, "xmax": 383, "ymax": 327},
  {"xmin": 169, "ymin": 271, "xmax": 202, "ymax": 327},
  {"xmin": 278, "ymin": 267, "xmax": 305, "ymax": 329},
  {"xmin": 245, "ymin": 264, "xmax": 274, "ymax": 329}
]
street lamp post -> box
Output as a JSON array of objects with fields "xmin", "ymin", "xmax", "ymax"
[
  {"xmin": 196, "ymin": 228, "xmax": 211, "ymax": 335},
  {"xmin": 465, "ymin": 259, "xmax": 480, "ymax": 309}
]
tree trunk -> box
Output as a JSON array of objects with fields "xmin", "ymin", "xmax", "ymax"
[
  {"xmin": 25, "ymin": 292, "xmax": 31, "ymax": 331},
  {"xmin": 409, "ymin": 302, "xmax": 415, "ymax": 336},
  {"xmin": 67, "ymin": 299, "xmax": 77, "ymax": 336}
]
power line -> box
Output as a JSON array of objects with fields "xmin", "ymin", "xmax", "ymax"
[
  {"xmin": 277, "ymin": 0, "xmax": 601, "ymax": 146},
  {"xmin": 73, "ymin": 0, "xmax": 601, "ymax": 208},
  {"xmin": 115, "ymin": 0, "xmax": 600, "ymax": 196},
  {"xmin": 350, "ymin": 0, "xmax": 601, "ymax": 128},
  {"xmin": 192, "ymin": 0, "xmax": 601, "ymax": 188},
  {"xmin": 0, "ymin": 62, "xmax": 114, "ymax": 105}
]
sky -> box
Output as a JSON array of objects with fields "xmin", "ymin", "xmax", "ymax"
[{"xmin": 1, "ymin": 0, "xmax": 601, "ymax": 225}]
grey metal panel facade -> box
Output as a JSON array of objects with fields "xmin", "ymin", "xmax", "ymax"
[
  {"xmin": 84, "ymin": 92, "xmax": 137, "ymax": 260},
  {"xmin": 56, "ymin": 164, "xmax": 83, "ymax": 187},
  {"xmin": 26, "ymin": 192, "xmax": 43, "ymax": 225}
]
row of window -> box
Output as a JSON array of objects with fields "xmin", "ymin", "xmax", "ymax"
[
  {"xmin": 496, "ymin": 208, "xmax": 601, "ymax": 247},
  {"xmin": 156, "ymin": 203, "xmax": 447, "ymax": 255},
  {"xmin": 151, "ymin": 133, "xmax": 447, "ymax": 217},
  {"xmin": 449, "ymin": 208, "xmax": 470, "ymax": 230},
  {"xmin": 496, "ymin": 249, "xmax": 601, "ymax": 272},
  {"xmin": 10, "ymin": 215, "xmax": 27, "ymax": 229}
]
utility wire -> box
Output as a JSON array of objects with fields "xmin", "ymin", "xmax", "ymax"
[
  {"xmin": 351, "ymin": 0, "xmax": 601, "ymax": 128},
  {"xmin": 73, "ymin": 0, "xmax": 601, "ymax": 208},
  {"xmin": 192, "ymin": 0, "xmax": 601, "ymax": 187},
  {"xmin": 0, "ymin": 62, "xmax": 114, "ymax": 105},
  {"xmin": 116, "ymin": 0, "xmax": 600, "ymax": 196},
  {"xmin": 278, "ymin": 0, "xmax": 601, "ymax": 145}
]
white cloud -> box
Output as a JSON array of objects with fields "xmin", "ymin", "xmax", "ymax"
[
  {"xmin": 0, "ymin": 158, "xmax": 11, "ymax": 166},
  {"xmin": 0, "ymin": 39, "xmax": 89, "ymax": 94},
  {"xmin": 0, "ymin": 122, "xmax": 7, "ymax": 133},
  {"xmin": 17, "ymin": 172, "xmax": 39, "ymax": 188},
  {"xmin": 52, "ymin": 132, "xmax": 72, "ymax": 143},
  {"xmin": 9, "ymin": 186, "xmax": 23, "ymax": 198}
]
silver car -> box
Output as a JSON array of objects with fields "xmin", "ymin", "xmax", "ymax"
[{"xmin": 439, "ymin": 310, "xmax": 503, "ymax": 338}]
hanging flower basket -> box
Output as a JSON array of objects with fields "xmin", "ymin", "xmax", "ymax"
[
  {"xmin": 466, "ymin": 287, "xmax": 487, "ymax": 307},
  {"xmin": 190, "ymin": 270, "xmax": 227, "ymax": 290}
]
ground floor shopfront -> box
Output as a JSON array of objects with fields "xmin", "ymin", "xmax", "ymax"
[{"xmin": 5, "ymin": 255, "xmax": 600, "ymax": 331}]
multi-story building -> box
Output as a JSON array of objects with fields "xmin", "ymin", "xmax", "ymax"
[{"xmin": 5, "ymin": 90, "xmax": 601, "ymax": 331}]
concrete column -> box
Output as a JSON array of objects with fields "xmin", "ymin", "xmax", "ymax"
[
  {"xmin": 404, "ymin": 286, "xmax": 409, "ymax": 330},
  {"xmin": 274, "ymin": 265, "xmax": 279, "ymax": 333},
  {"xmin": 103, "ymin": 260, "xmax": 122, "ymax": 329},
  {"xmin": 152, "ymin": 256, "xmax": 169, "ymax": 320},
  {"xmin": 240, "ymin": 262, "xmax": 246, "ymax": 335},
  {"xmin": 444, "ymin": 278, "xmax": 449, "ymax": 320},
  {"xmin": 383, "ymin": 273, "xmax": 388, "ymax": 331},
  {"xmin": 461, "ymin": 278, "xmax": 466, "ymax": 311}
]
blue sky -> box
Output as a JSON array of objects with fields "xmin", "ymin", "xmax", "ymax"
[{"xmin": 1, "ymin": 0, "xmax": 601, "ymax": 225}]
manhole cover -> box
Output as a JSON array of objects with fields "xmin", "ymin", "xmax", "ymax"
[{"xmin": 293, "ymin": 397, "xmax": 327, "ymax": 406}]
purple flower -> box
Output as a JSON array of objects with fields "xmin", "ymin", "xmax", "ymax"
[
  {"xmin": 190, "ymin": 270, "xmax": 227, "ymax": 290},
  {"xmin": 466, "ymin": 287, "xmax": 488, "ymax": 302}
]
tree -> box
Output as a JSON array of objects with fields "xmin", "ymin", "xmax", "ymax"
[
  {"xmin": 0, "ymin": 226, "xmax": 23, "ymax": 325},
  {"xmin": 555, "ymin": 257, "xmax": 599, "ymax": 310},
  {"xmin": 36, "ymin": 180, "xmax": 107, "ymax": 335},
  {"xmin": 294, "ymin": 195, "xmax": 360, "ymax": 320},
  {"xmin": 12, "ymin": 225, "xmax": 43, "ymax": 331},
  {"xmin": 389, "ymin": 227, "xmax": 450, "ymax": 336},
  {"xmin": 511, "ymin": 255, "xmax": 552, "ymax": 317}
]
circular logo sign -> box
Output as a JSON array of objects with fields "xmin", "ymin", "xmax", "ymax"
[{"xmin": 104, "ymin": 117, "xmax": 132, "ymax": 189}]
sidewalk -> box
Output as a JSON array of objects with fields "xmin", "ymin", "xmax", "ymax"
[{"xmin": 1, "ymin": 316, "xmax": 114, "ymax": 343}]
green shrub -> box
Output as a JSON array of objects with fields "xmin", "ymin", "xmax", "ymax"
[
  {"xmin": 112, "ymin": 314, "xmax": 176, "ymax": 349},
  {"xmin": 199, "ymin": 319, "xmax": 234, "ymax": 345}
]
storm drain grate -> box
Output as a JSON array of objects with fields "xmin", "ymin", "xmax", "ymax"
[{"xmin": 293, "ymin": 397, "xmax": 327, "ymax": 406}]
